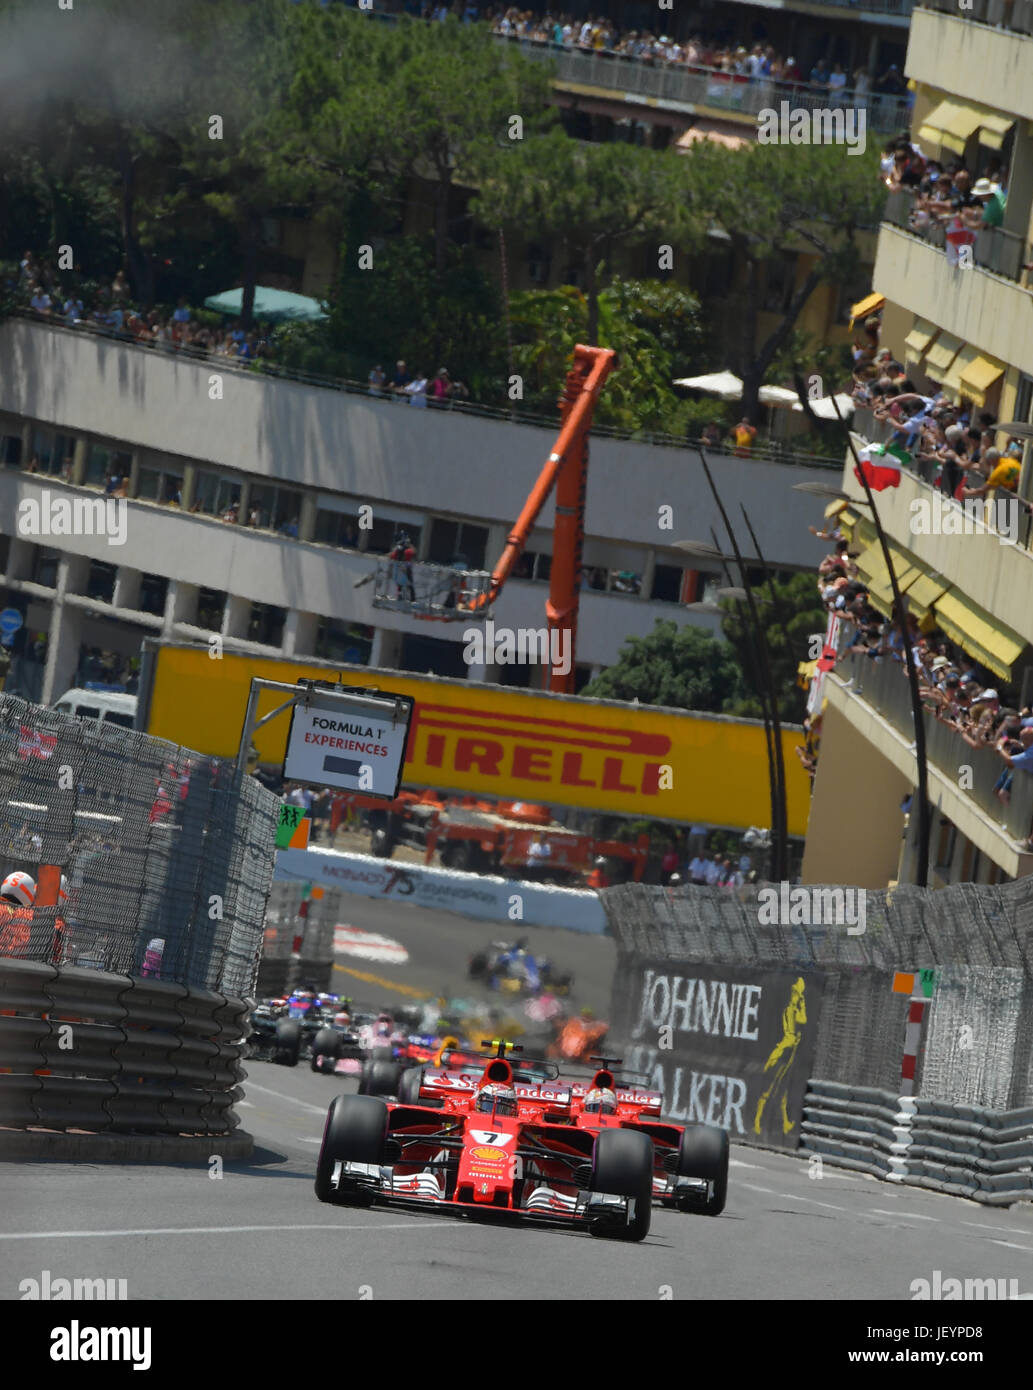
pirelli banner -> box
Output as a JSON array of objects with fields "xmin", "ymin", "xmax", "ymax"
[
  {"xmin": 619, "ymin": 960, "xmax": 827, "ymax": 1149},
  {"xmin": 140, "ymin": 644, "xmax": 809, "ymax": 833}
]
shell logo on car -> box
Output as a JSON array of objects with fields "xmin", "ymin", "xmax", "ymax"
[{"xmin": 470, "ymin": 1146, "xmax": 508, "ymax": 1163}]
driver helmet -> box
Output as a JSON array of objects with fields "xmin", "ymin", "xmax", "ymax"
[
  {"xmin": 474, "ymin": 1082, "xmax": 519, "ymax": 1118},
  {"xmin": 1, "ymin": 871, "xmax": 36, "ymax": 908},
  {"xmin": 583, "ymin": 1086, "xmax": 618, "ymax": 1116},
  {"xmin": 334, "ymin": 1010, "xmax": 352, "ymax": 1027}
]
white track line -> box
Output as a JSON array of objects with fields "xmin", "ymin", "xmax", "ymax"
[
  {"xmin": 962, "ymin": 1221, "xmax": 1024, "ymax": 1234},
  {"xmin": 774, "ymin": 1192, "xmax": 849, "ymax": 1213},
  {"xmin": 241, "ymin": 1081, "xmax": 329, "ymax": 1116},
  {"xmin": 990, "ymin": 1239, "xmax": 1033, "ymax": 1252},
  {"xmin": 869, "ymin": 1209, "xmax": 939, "ymax": 1221},
  {"xmin": 0, "ymin": 1222, "xmax": 461, "ymax": 1241}
]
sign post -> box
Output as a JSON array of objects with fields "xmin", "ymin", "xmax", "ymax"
[
  {"xmin": 236, "ymin": 678, "xmax": 413, "ymax": 797},
  {"xmin": 0, "ymin": 607, "xmax": 23, "ymax": 648}
]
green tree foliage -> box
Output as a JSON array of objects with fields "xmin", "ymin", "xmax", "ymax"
[
  {"xmin": 472, "ymin": 128, "xmax": 698, "ymax": 342},
  {"xmin": 324, "ymin": 233, "xmax": 505, "ymax": 395},
  {"xmin": 679, "ymin": 140, "xmax": 886, "ymax": 419},
  {"xmin": 509, "ymin": 276, "xmax": 708, "ymax": 432},
  {"xmin": 581, "ymin": 620, "xmax": 746, "ymax": 713},
  {"xmin": 719, "ymin": 571, "xmax": 828, "ymax": 721}
]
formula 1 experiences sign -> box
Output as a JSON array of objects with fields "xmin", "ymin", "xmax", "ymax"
[
  {"xmin": 619, "ymin": 960, "xmax": 826, "ymax": 1149},
  {"xmin": 282, "ymin": 691, "xmax": 412, "ymax": 797}
]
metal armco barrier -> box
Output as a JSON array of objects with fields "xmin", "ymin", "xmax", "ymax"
[
  {"xmin": 0, "ymin": 958, "xmax": 250, "ymax": 1137},
  {"xmin": 800, "ymin": 1080, "xmax": 1033, "ymax": 1206}
]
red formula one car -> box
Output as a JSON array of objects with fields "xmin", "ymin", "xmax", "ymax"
[
  {"xmin": 314, "ymin": 1043, "xmax": 655, "ymax": 1241},
  {"xmin": 560, "ymin": 1058, "xmax": 729, "ymax": 1216}
]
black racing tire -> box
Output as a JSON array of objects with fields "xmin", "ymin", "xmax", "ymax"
[
  {"xmin": 468, "ymin": 952, "xmax": 488, "ymax": 980},
  {"xmin": 370, "ymin": 1045, "xmax": 395, "ymax": 1063},
  {"xmin": 396, "ymin": 1067, "xmax": 424, "ymax": 1106},
  {"xmin": 360, "ymin": 1058, "xmax": 404, "ymax": 1098},
  {"xmin": 314, "ymin": 1095, "xmax": 387, "ymax": 1204},
  {"xmin": 590, "ymin": 1128, "xmax": 654, "ymax": 1242},
  {"xmin": 677, "ymin": 1125, "xmax": 729, "ymax": 1216},
  {"xmin": 273, "ymin": 1019, "xmax": 302, "ymax": 1067},
  {"xmin": 310, "ymin": 1028, "xmax": 340, "ymax": 1072}
]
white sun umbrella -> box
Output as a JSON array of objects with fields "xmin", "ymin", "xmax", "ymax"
[
  {"xmin": 793, "ymin": 392, "xmax": 855, "ymax": 419},
  {"xmin": 672, "ymin": 370, "xmax": 744, "ymax": 399},
  {"xmin": 758, "ymin": 385, "xmax": 800, "ymax": 407}
]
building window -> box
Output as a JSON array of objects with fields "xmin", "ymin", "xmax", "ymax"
[
  {"xmin": 86, "ymin": 560, "xmax": 117, "ymax": 603},
  {"xmin": 192, "ymin": 470, "xmax": 241, "ymax": 517},
  {"xmin": 196, "ymin": 588, "xmax": 227, "ymax": 632},
  {"xmin": 515, "ymin": 550, "xmax": 551, "ymax": 582},
  {"xmin": 31, "ymin": 547, "xmax": 60, "ymax": 588},
  {"xmin": 427, "ymin": 519, "xmax": 487, "ymax": 569},
  {"xmin": 248, "ymin": 603, "xmax": 286, "ymax": 648},
  {"xmin": 651, "ymin": 563, "xmax": 685, "ymax": 603},
  {"xmin": 0, "ymin": 433, "xmax": 23, "ymax": 468},
  {"xmin": 139, "ymin": 574, "xmax": 168, "ymax": 616},
  {"xmin": 30, "ymin": 429, "xmax": 74, "ymax": 478},
  {"xmin": 315, "ymin": 510, "xmax": 360, "ymax": 549},
  {"xmin": 85, "ymin": 447, "xmax": 131, "ymax": 491},
  {"xmin": 136, "ymin": 461, "xmax": 181, "ymax": 506},
  {"xmin": 314, "ymin": 619, "xmax": 373, "ymax": 665},
  {"xmin": 365, "ymin": 516, "xmax": 422, "ymax": 556}
]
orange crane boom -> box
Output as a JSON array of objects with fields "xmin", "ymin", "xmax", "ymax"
[{"xmin": 469, "ymin": 344, "xmax": 617, "ymax": 693}]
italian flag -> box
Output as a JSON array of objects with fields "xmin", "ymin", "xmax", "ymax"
[{"xmin": 854, "ymin": 442, "xmax": 904, "ymax": 492}]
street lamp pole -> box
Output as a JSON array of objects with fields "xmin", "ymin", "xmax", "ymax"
[
  {"xmin": 694, "ymin": 446, "xmax": 790, "ymax": 881},
  {"xmin": 820, "ymin": 408, "xmax": 932, "ymax": 887}
]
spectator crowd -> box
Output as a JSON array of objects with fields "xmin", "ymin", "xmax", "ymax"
[{"xmin": 489, "ymin": 7, "xmax": 912, "ymax": 107}]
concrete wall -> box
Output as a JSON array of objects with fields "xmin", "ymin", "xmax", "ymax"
[
  {"xmin": 0, "ymin": 319, "xmax": 835, "ymax": 568},
  {"xmin": 872, "ymin": 225, "xmax": 1033, "ymax": 380},
  {"xmin": 801, "ymin": 699, "xmax": 912, "ymax": 887},
  {"xmin": 907, "ymin": 9, "xmax": 1033, "ymax": 125}
]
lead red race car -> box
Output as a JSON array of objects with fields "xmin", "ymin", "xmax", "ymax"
[
  {"xmin": 314, "ymin": 1042, "xmax": 656, "ymax": 1241},
  {"xmin": 383, "ymin": 1048, "xmax": 730, "ymax": 1217}
]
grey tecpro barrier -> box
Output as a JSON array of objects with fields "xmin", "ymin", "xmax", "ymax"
[
  {"xmin": 800, "ymin": 1080, "xmax": 1033, "ymax": 1207},
  {"xmin": 0, "ymin": 958, "xmax": 250, "ymax": 1137}
]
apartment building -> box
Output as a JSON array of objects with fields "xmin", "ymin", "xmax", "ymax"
[{"xmin": 801, "ymin": 0, "xmax": 1033, "ymax": 888}]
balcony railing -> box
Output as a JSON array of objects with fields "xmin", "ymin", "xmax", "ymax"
[
  {"xmin": 883, "ymin": 190, "xmax": 1030, "ymax": 284},
  {"xmin": 3, "ymin": 310, "xmax": 845, "ymax": 471},
  {"xmin": 851, "ymin": 404, "xmax": 1033, "ymax": 548},
  {"xmin": 834, "ymin": 638, "xmax": 1033, "ymax": 841},
  {"xmin": 508, "ymin": 42, "xmax": 913, "ymax": 134},
  {"xmin": 917, "ymin": 0, "xmax": 1033, "ymax": 36}
]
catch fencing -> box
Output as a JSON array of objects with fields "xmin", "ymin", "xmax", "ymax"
[
  {"xmin": 603, "ymin": 878, "xmax": 1033, "ymax": 1170},
  {"xmin": 0, "ymin": 692, "xmax": 279, "ymax": 997}
]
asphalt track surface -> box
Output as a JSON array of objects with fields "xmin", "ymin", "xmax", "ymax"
[{"xmin": 3, "ymin": 899, "xmax": 1033, "ymax": 1301}]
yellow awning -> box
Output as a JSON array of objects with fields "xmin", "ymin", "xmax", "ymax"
[
  {"xmin": 932, "ymin": 592, "xmax": 1027, "ymax": 681},
  {"xmin": 867, "ymin": 546, "xmax": 924, "ymax": 614},
  {"xmin": 924, "ymin": 331, "xmax": 964, "ymax": 383},
  {"xmin": 849, "ymin": 292, "xmax": 885, "ymax": 328},
  {"xmin": 918, "ymin": 99, "xmax": 982, "ymax": 156},
  {"xmin": 904, "ymin": 317, "xmax": 939, "ymax": 361},
  {"xmin": 977, "ymin": 112, "xmax": 1014, "ymax": 150},
  {"xmin": 942, "ymin": 343, "xmax": 982, "ymax": 402},
  {"xmin": 959, "ymin": 353, "xmax": 1006, "ymax": 408},
  {"xmin": 906, "ymin": 571, "xmax": 950, "ymax": 621}
]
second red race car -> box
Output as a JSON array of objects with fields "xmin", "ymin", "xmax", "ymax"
[{"xmin": 314, "ymin": 1042, "xmax": 655, "ymax": 1241}]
